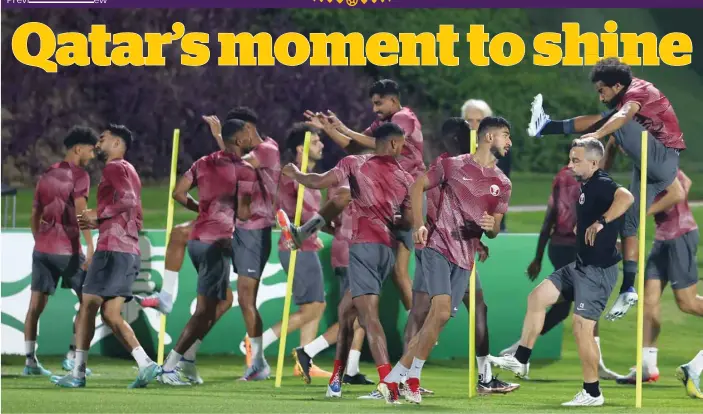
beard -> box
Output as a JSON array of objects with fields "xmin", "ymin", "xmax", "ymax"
[
  {"xmin": 490, "ymin": 146, "xmax": 506, "ymax": 160},
  {"xmin": 604, "ymin": 88, "xmax": 627, "ymax": 109},
  {"xmin": 95, "ymin": 148, "xmax": 108, "ymax": 162}
]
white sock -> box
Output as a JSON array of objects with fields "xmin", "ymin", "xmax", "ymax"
[
  {"xmin": 408, "ymin": 357, "xmax": 425, "ymax": 380},
  {"xmin": 477, "ymin": 356, "xmax": 492, "ymax": 382},
  {"xmin": 163, "ymin": 350, "xmax": 182, "ymax": 372},
  {"xmin": 161, "ymin": 269, "xmax": 179, "ymax": 298},
  {"xmin": 686, "ymin": 350, "xmax": 703, "ymax": 375},
  {"xmin": 643, "ymin": 347, "xmax": 658, "ymax": 372},
  {"xmin": 303, "ymin": 336, "xmax": 330, "ymax": 359},
  {"xmin": 249, "ymin": 336, "xmax": 264, "ymax": 364},
  {"xmin": 299, "ymin": 214, "xmax": 326, "ymax": 239},
  {"xmin": 594, "ymin": 336, "xmax": 604, "ymax": 365},
  {"xmin": 384, "ymin": 362, "xmax": 409, "ymax": 383},
  {"xmin": 73, "ymin": 349, "xmax": 87, "ymax": 379},
  {"xmin": 183, "ymin": 339, "xmax": 201, "ymax": 362},
  {"xmin": 262, "ymin": 328, "xmax": 279, "ymax": 351},
  {"xmin": 131, "ymin": 346, "xmax": 154, "ymax": 369},
  {"xmin": 25, "ymin": 341, "xmax": 37, "ymax": 366},
  {"xmin": 346, "ymin": 350, "xmax": 361, "ymax": 376}
]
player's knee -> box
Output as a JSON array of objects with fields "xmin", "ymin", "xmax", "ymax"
[
  {"xmin": 101, "ymin": 311, "xmax": 123, "ymax": 330},
  {"xmin": 237, "ymin": 293, "xmax": 256, "ymax": 313},
  {"xmin": 170, "ymin": 223, "xmax": 192, "ymax": 245},
  {"xmin": 674, "ymin": 295, "xmax": 697, "ymax": 315},
  {"xmin": 571, "ymin": 315, "xmax": 595, "ymax": 337}
]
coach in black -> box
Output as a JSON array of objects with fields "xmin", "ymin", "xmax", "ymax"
[{"xmin": 491, "ymin": 137, "xmax": 634, "ymax": 407}]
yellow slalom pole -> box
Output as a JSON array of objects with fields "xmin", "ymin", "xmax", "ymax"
[
  {"xmin": 468, "ymin": 129, "xmax": 478, "ymax": 398},
  {"xmin": 274, "ymin": 131, "xmax": 312, "ymax": 388},
  {"xmin": 158, "ymin": 128, "xmax": 180, "ymax": 365},
  {"xmin": 635, "ymin": 130, "xmax": 647, "ymax": 408}
]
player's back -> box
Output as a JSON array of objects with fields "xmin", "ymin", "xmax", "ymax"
[
  {"xmin": 33, "ymin": 161, "xmax": 89, "ymax": 255},
  {"xmin": 653, "ymin": 170, "xmax": 698, "ymax": 241},
  {"xmin": 96, "ymin": 159, "xmax": 142, "ymax": 254},
  {"xmin": 236, "ymin": 136, "xmax": 281, "ymax": 230},
  {"xmin": 550, "ymin": 166, "xmax": 580, "ymax": 245}
]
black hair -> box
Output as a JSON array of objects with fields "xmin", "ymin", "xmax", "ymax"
[
  {"xmin": 477, "ymin": 116, "xmax": 511, "ymax": 139},
  {"xmin": 369, "ymin": 79, "xmax": 400, "ymax": 99},
  {"xmin": 589, "ymin": 58, "xmax": 633, "ymax": 88},
  {"xmin": 284, "ymin": 123, "xmax": 320, "ymax": 163},
  {"xmin": 225, "ymin": 106, "xmax": 258, "ymax": 125},
  {"xmin": 373, "ymin": 122, "xmax": 404, "ymax": 142},
  {"xmin": 221, "ymin": 119, "xmax": 248, "ymax": 143},
  {"xmin": 441, "ymin": 117, "xmax": 471, "ymax": 155},
  {"xmin": 106, "ymin": 124, "xmax": 133, "ymax": 151},
  {"xmin": 63, "ymin": 126, "xmax": 98, "ymax": 149}
]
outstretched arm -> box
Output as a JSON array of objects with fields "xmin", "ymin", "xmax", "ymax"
[
  {"xmin": 281, "ymin": 163, "xmax": 340, "ymax": 189},
  {"xmin": 172, "ymin": 174, "xmax": 199, "ymax": 213}
]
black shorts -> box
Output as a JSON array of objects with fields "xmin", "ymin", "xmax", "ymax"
[
  {"xmin": 31, "ymin": 251, "xmax": 86, "ymax": 295},
  {"xmin": 82, "ymin": 251, "xmax": 140, "ymax": 301}
]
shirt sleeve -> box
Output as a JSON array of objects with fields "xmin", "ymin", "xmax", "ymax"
[
  {"xmin": 98, "ymin": 164, "xmax": 138, "ymax": 219},
  {"xmin": 249, "ymin": 141, "xmax": 279, "ymax": 169},
  {"xmin": 495, "ymin": 181, "xmax": 512, "ymax": 215},
  {"xmin": 330, "ymin": 156, "xmax": 355, "ymax": 187},
  {"xmin": 425, "ymin": 158, "xmax": 447, "ymax": 191},
  {"xmin": 183, "ymin": 160, "xmax": 199, "ymax": 189},
  {"xmin": 73, "ymin": 169, "xmax": 90, "ymax": 200},
  {"xmin": 392, "ymin": 111, "xmax": 415, "ymax": 137},
  {"xmin": 622, "ymin": 81, "xmax": 652, "ymax": 110},
  {"xmin": 597, "ymin": 176, "xmax": 622, "ymax": 203}
]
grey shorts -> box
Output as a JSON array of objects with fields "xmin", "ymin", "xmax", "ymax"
[
  {"xmin": 232, "ymin": 227, "xmax": 272, "ymax": 281},
  {"xmin": 393, "ymin": 193, "xmax": 426, "ymax": 251},
  {"xmin": 279, "ymin": 250, "xmax": 325, "ymax": 306},
  {"xmin": 82, "ymin": 251, "xmax": 140, "ymax": 301},
  {"xmin": 31, "ymin": 251, "xmax": 86, "ymax": 295},
  {"xmin": 645, "ymin": 230, "xmax": 699, "ymax": 290},
  {"xmin": 335, "ymin": 267, "xmax": 349, "ymax": 296},
  {"xmin": 612, "ymin": 120, "xmax": 679, "ymax": 238},
  {"xmin": 413, "ymin": 247, "xmax": 470, "ymax": 317},
  {"xmin": 348, "ymin": 243, "xmax": 395, "ymax": 298},
  {"xmin": 548, "ymin": 242, "xmax": 578, "ymax": 271},
  {"xmin": 188, "ymin": 240, "xmax": 232, "ymax": 301},
  {"xmin": 547, "ymin": 261, "xmax": 619, "ymax": 321}
]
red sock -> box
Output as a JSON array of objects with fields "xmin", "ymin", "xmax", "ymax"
[
  {"xmin": 377, "ymin": 363, "xmax": 392, "ymax": 383},
  {"xmin": 330, "ymin": 359, "xmax": 345, "ymax": 384}
]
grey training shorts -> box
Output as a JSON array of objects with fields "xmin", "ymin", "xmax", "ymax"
[
  {"xmin": 232, "ymin": 227, "xmax": 272, "ymax": 281},
  {"xmin": 82, "ymin": 251, "xmax": 140, "ymax": 302},
  {"xmin": 645, "ymin": 229, "xmax": 699, "ymax": 290},
  {"xmin": 279, "ymin": 250, "xmax": 325, "ymax": 306},
  {"xmin": 188, "ymin": 240, "xmax": 231, "ymax": 301},
  {"xmin": 547, "ymin": 261, "xmax": 618, "ymax": 321},
  {"xmin": 31, "ymin": 251, "xmax": 86, "ymax": 295},
  {"xmin": 348, "ymin": 243, "xmax": 395, "ymax": 298}
]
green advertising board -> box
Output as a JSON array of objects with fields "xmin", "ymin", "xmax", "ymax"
[{"xmin": 1, "ymin": 229, "xmax": 563, "ymax": 362}]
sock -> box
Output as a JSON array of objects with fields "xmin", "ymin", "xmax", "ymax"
[
  {"xmin": 163, "ymin": 349, "xmax": 182, "ymax": 372},
  {"xmin": 687, "ymin": 350, "xmax": 703, "ymax": 375},
  {"xmin": 384, "ymin": 362, "xmax": 409, "ymax": 383},
  {"xmin": 183, "ymin": 339, "xmax": 201, "ymax": 362},
  {"xmin": 249, "ymin": 336, "xmax": 264, "ymax": 364},
  {"xmin": 477, "ymin": 356, "xmax": 492, "ymax": 383},
  {"xmin": 515, "ymin": 345, "xmax": 532, "ymax": 365},
  {"xmin": 642, "ymin": 347, "xmax": 658, "ymax": 372},
  {"xmin": 408, "ymin": 357, "xmax": 426, "ymax": 380},
  {"xmin": 25, "ymin": 341, "xmax": 37, "ymax": 366},
  {"xmin": 299, "ymin": 214, "xmax": 326, "ymax": 239},
  {"xmin": 583, "ymin": 381, "xmax": 601, "ymax": 398},
  {"xmin": 377, "ymin": 363, "xmax": 392, "ymax": 383},
  {"xmin": 303, "ymin": 336, "xmax": 330, "ymax": 359},
  {"xmin": 346, "ymin": 350, "xmax": 361, "ymax": 376},
  {"xmin": 73, "ymin": 349, "xmax": 87, "ymax": 379},
  {"xmin": 161, "ymin": 269, "xmax": 179, "ymax": 298},
  {"xmin": 262, "ymin": 328, "xmax": 279, "ymax": 351},
  {"xmin": 594, "ymin": 337, "xmax": 604, "ymax": 366},
  {"xmin": 331, "ymin": 359, "xmax": 345, "ymax": 383},
  {"xmin": 621, "ymin": 260, "xmax": 637, "ymax": 293},
  {"xmin": 541, "ymin": 119, "xmax": 575, "ymax": 135},
  {"xmin": 131, "ymin": 346, "xmax": 154, "ymax": 370}
]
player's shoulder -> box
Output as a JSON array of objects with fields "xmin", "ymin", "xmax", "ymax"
[
  {"xmin": 392, "ymin": 107, "xmax": 417, "ymax": 121},
  {"xmin": 591, "ymin": 169, "xmax": 619, "ymax": 187},
  {"xmin": 259, "ymin": 137, "xmax": 280, "ymax": 152}
]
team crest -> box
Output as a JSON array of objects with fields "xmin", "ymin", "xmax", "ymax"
[
  {"xmin": 579, "ymin": 193, "xmax": 585, "ymax": 205},
  {"xmin": 490, "ymin": 184, "xmax": 500, "ymax": 197}
]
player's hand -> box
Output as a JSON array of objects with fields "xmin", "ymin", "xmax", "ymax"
[
  {"xmin": 526, "ymin": 259, "xmax": 541, "ymax": 281},
  {"xmin": 477, "ymin": 241, "xmax": 489, "ymax": 262},
  {"xmin": 281, "ymin": 163, "xmax": 301, "ymax": 178},
  {"xmin": 479, "ymin": 212, "xmax": 495, "ymax": 232},
  {"xmin": 202, "ymin": 115, "xmax": 222, "ymax": 139},
  {"xmin": 585, "ymin": 221, "xmax": 604, "ymax": 246},
  {"xmin": 77, "ymin": 209, "xmax": 98, "ymax": 230},
  {"xmin": 413, "ymin": 226, "xmax": 428, "ymax": 246},
  {"xmin": 82, "ymin": 253, "xmax": 93, "ymax": 271},
  {"xmin": 315, "ymin": 237, "xmax": 324, "ymax": 249},
  {"xmin": 304, "ymin": 110, "xmax": 325, "ymax": 130},
  {"xmin": 580, "ymin": 131, "xmax": 602, "ymax": 141},
  {"xmin": 325, "ymin": 110, "xmax": 343, "ymax": 129}
]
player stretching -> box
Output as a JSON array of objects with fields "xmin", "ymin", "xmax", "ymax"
[
  {"xmin": 159, "ymin": 119, "xmax": 257, "ymax": 385},
  {"xmin": 305, "ymin": 79, "xmax": 424, "ymax": 312},
  {"xmin": 527, "ymin": 58, "xmax": 686, "ymax": 321},
  {"xmin": 500, "ymin": 163, "xmax": 618, "ymax": 380},
  {"xmin": 492, "ymin": 138, "xmax": 634, "ymax": 406},
  {"xmin": 278, "ymin": 123, "xmax": 412, "ymax": 403},
  {"xmin": 384, "ymin": 117, "xmax": 514, "ymax": 404},
  {"xmin": 24, "ymin": 127, "xmax": 98, "ymax": 377},
  {"xmin": 615, "ymin": 169, "xmax": 702, "ymax": 386},
  {"xmin": 52, "ymin": 125, "xmax": 161, "ymax": 388}
]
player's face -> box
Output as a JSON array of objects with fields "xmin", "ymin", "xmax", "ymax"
[
  {"xmin": 370, "ymin": 94, "xmax": 395, "ymax": 121},
  {"xmin": 76, "ymin": 144, "xmax": 96, "ymax": 167},
  {"xmin": 594, "ymin": 81, "xmax": 625, "ymax": 109},
  {"xmin": 488, "ymin": 127, "xmax": 512, "ymax": 159},
  {"xmin": 390, "ymin": 134, "xmax": 406, "ymax": 157},
  {"xmin": 233, "ymin": 129, "xmax": 253, "ymax": 151},
  {"xmin": 463, "ymin": 108, "xmax": 484, "ymax": 131},
  {"xmin": 307, "ymin": 133, "xmax": 324, "ymax": 161},
  {"xmin": 95, "ymin": 131, "xmax": 118, "ymax": 162},
  {"xmin": 567, "ymin": 147, "xmax": 597, "ymax": 182}
]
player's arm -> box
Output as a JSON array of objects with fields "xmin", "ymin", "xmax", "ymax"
[
  {"xmin": 235, "ymin": 167, "xmax": 257, "ymax": 221},
  {"xmin": 410, "ymin": 175, "xmax": 429, "ymax": 231},
  {"xmin": 585, "ymin": 102, "xmax": 640, "ymax": 141},
  {"xmin": 281, "ymin": 163, "xmax": 340, "ymax": 189},
  {"xmin": 604, "ymin": 187, "xmax": 635, "ymax": 223},
  {"xmin": 203, "ymin": 115, "xmax": 226, "ymax": 151},
  {"xmin": 600, "ymin": 136, "xmax": 619, "ymax": 171},
  {"xmin": 98, "ymin": 166, "xmax": 139, "ymax": 221},
  {"xmin": 535, "ymin": 191, "xmax": 557, "ymax": 263},
  {"xmin": 172, "ymin": 174, "xmax": 199, "ymax": 213},
  {"xmin": 647, "ymin": 177, "xmax": 685, "ymax": 216},
  {"xmin": 481, "ymin": 184, "xmax": 512, "ymax": 239},
  {"xmin": 679, "ymin": 170, "xmax": 692, "ymax": 195},
  {"xmin": 304, "ymin": 111, "xmax": 353, "ymax": 149},
  {"xmin": 30, "ymin": 206, "xmax": 42, "ymax": 240},
  {"xmin": 74, "ymin": 196, "xmax": 94, "ymax": 262}
]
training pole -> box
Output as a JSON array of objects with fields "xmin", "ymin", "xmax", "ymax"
[
  {"xmin": 635, "ymin": 130, "xmax": 647, "ymax": 408},
  {"xmin": 275, "ymin": 131, "xmax": 312, "ymax": 388},
  {"xmin": 468, "ymin": 129, "xmax": 478, "ymax": 398},
  {"xmin": 158, "ymin": 128, "xmax": 180, "ymax": 365}
]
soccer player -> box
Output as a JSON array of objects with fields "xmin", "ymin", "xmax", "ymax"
[
  {"xmin": 24, "ymin": 126, "xmax": 98, "ymax": 377},
  {"xmin": 52, "ymin": 124, "xmax": 162, "ymax": 389},
  {"xmin": 492, "ymin": 138, "xmax": 634, "ymax": 406},
  {"xmin": 615, "ymin": 169, "xmax": 701, "ymax": 384},
  {"xmin": 384, "ymin": 116, "xmax": 514, "ymax": 404},
  {"xmin": 305, "ymin": 79, "xmax": 424, "ymax": 312},
  {"xmin": 677, "ymin": 351, "xmax": 703, "ymax": 399},
  {"xmin": 159, "ymin": 119, "xmax": 257, "ymax": 385},
  {"xmin": 278, "ymin": 122, "xmax": 413, "ymax": 403},
  {"xmin": 526, "ymin": 58, "xmax": 686, "ymax": 321},
  {"xmin": 500, "ymin": 162, "xmax": 619, "ymax": 380},
  {"xmin": 136, "ymin": 107, "xmax": 280, "ymax": 382}
]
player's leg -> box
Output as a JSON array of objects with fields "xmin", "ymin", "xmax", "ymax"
[
  {"xmin": 278, "ymin": 189, "xmax": 350, "ymax": 249},
  {"xmin": 327, "ymin": 289, "xmax": 358, "ymax": 397},
  {"xmin": 62, "ymin": 263, "xmax": 93, "ymax": 376},
  {"xmin": 677, "ymin": 350, "xmax": 703, "ymax": 399},
  {"xmin": 568, "ymin": 314, "xmax": 604, "ymax": 406},
  {"xmin": 403, "ymin": 249, "xmax": 431, "ymax": 351},
  {"xmin": 136, "ymin": 221, "xmax": 193, "ymax": 313},
  {"xmin": 670, "ymin": 230, "xmax": 703, "ymax": 316},
  {"xmin": 526, "ymin": 93, "xmax": 614, "ymax": 138},
  {"xmin": 391, "ymin": 237, "xmax": 413, "ymax": 311},
  {"xmin": 345, "ymin": 318, "xmax": 374, "ymax": 385},
  {"xmin": 24, "ymin": 251, "xmax": 58, "ymax": 376}
]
